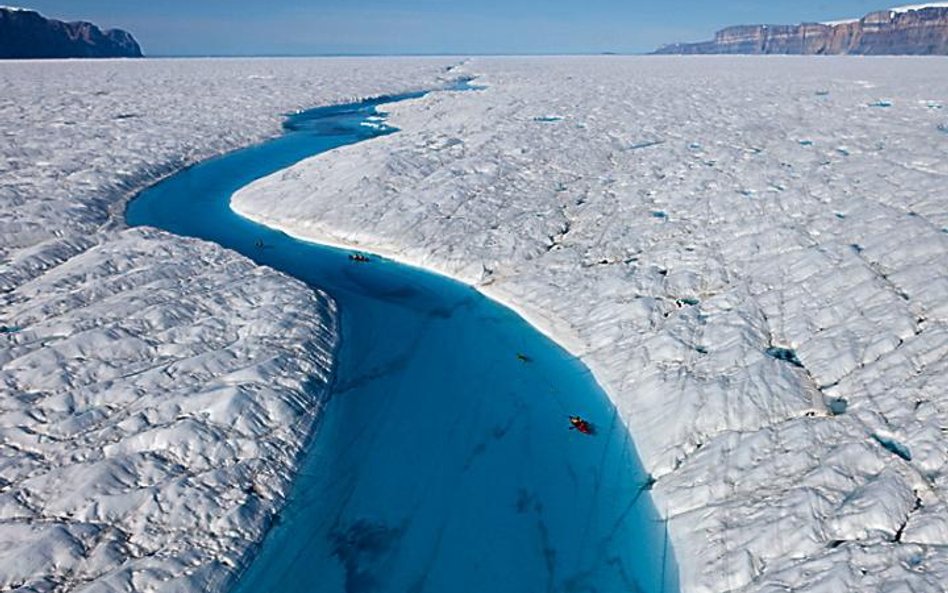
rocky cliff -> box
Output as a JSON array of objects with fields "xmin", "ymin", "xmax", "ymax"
[
  {"xmin": 654, "ymin": 4, "xmax": 948, "ymax": 55},
  {"xmin": 0, "ymin": 6, "xmax": 143, "ymax": 59}
]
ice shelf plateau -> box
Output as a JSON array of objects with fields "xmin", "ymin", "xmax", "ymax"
[
  {"xmin": 233, "ymin": 56, "xmax": 948, "ymax": 593},
  {"xmin": 0, "ymin": 57, "xmax": 452, "ymax": 593}
]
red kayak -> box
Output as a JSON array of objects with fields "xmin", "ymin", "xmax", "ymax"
[{"xmin": 569, "ymin": 416, "xmax": 595, "ymax": 435}]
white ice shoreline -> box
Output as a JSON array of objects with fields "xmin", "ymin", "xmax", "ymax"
[{"xmin": 233, "ymin": 56, "xmax": 948, "ymax": 593}]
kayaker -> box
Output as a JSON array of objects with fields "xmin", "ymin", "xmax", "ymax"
[{"xmin": 569, "ymin": 416, "xmax": 594, "ymax": 435}]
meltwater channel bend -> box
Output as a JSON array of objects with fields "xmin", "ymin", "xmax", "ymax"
[{"xmin": 126, "ymin": 80, "xmax": 677, "ymax": 593}]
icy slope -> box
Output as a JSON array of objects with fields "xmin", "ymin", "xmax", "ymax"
[
  {"xmin": 234, "ymin": 56, "xmax": 948, "ymax": 592},
  {"xmin": 0, "ymin": 58, "xmax": 450, "ymax": 592}
]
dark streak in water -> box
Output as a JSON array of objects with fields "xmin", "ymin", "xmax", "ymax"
[{"xmin": 331, "ymin": 519, "xmax": 406, "ymax": 593}]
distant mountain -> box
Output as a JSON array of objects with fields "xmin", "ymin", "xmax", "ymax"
[
  {"xmin": 654, "ymin": 3, "xmax": 948, "ymax": 55},
  {"xmin": 0, "ymin": 6, "xmax": 143, "ymax": 59}
]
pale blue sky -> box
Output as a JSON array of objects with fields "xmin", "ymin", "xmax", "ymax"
[{"xmin": 16, "ymin": 1, "xmax": 893, "ymax": 55}]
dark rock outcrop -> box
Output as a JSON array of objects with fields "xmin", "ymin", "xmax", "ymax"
[
  {"xmin": 654, "ymin": 5, "xmax": 948, "ymax": 55},
  {"xmin": 0, "ymin": 6, "xmax": 143, "ymax": 59}
]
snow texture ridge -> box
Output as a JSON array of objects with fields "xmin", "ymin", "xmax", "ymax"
[
  {"xmin": 0, "ymin": 58, "xmax": 451, "ymax": 592},
  {"xmin": 233, "ymin": 56, "xmax": 948, "ymax": 593}
]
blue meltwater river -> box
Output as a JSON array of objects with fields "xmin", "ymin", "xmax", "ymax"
[{"xmin": 126, "ymin": 79, "xmax": 677, "ymax": 593}]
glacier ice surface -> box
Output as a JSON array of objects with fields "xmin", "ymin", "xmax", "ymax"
[{"xmin": 233, "ymin": 56, "xmax": 948, "ymax": 593}]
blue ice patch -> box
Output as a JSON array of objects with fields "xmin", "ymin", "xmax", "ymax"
[
  {"xmin": 871, "ymin": 433, "xmax": 912, "ymax": 461},
  {"xmin": 765, "ymin": 346, "xmax": 804, "ymax": 368}
]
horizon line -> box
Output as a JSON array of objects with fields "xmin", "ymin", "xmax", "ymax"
[{"xmin": 143, "ymin": 51, "xmax": 644, "ymax": 58}]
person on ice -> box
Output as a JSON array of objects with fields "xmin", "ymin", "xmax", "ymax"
[{"xmin": 569, "ymin": 416, "xmax": 594, "ymax": 435}]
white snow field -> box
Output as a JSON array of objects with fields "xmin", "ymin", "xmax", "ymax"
[
  {"xmin": 235, "ymin": 56, "xmax": 948, "ymax": 593},
  {"xmin": 0, "ymin": 58, "xmax": 452, "ymax": 592}
]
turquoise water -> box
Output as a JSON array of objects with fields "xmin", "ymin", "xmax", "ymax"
[{"xmin": 126, "ymin": 82, "xmax": 676, "ymax": 593}]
